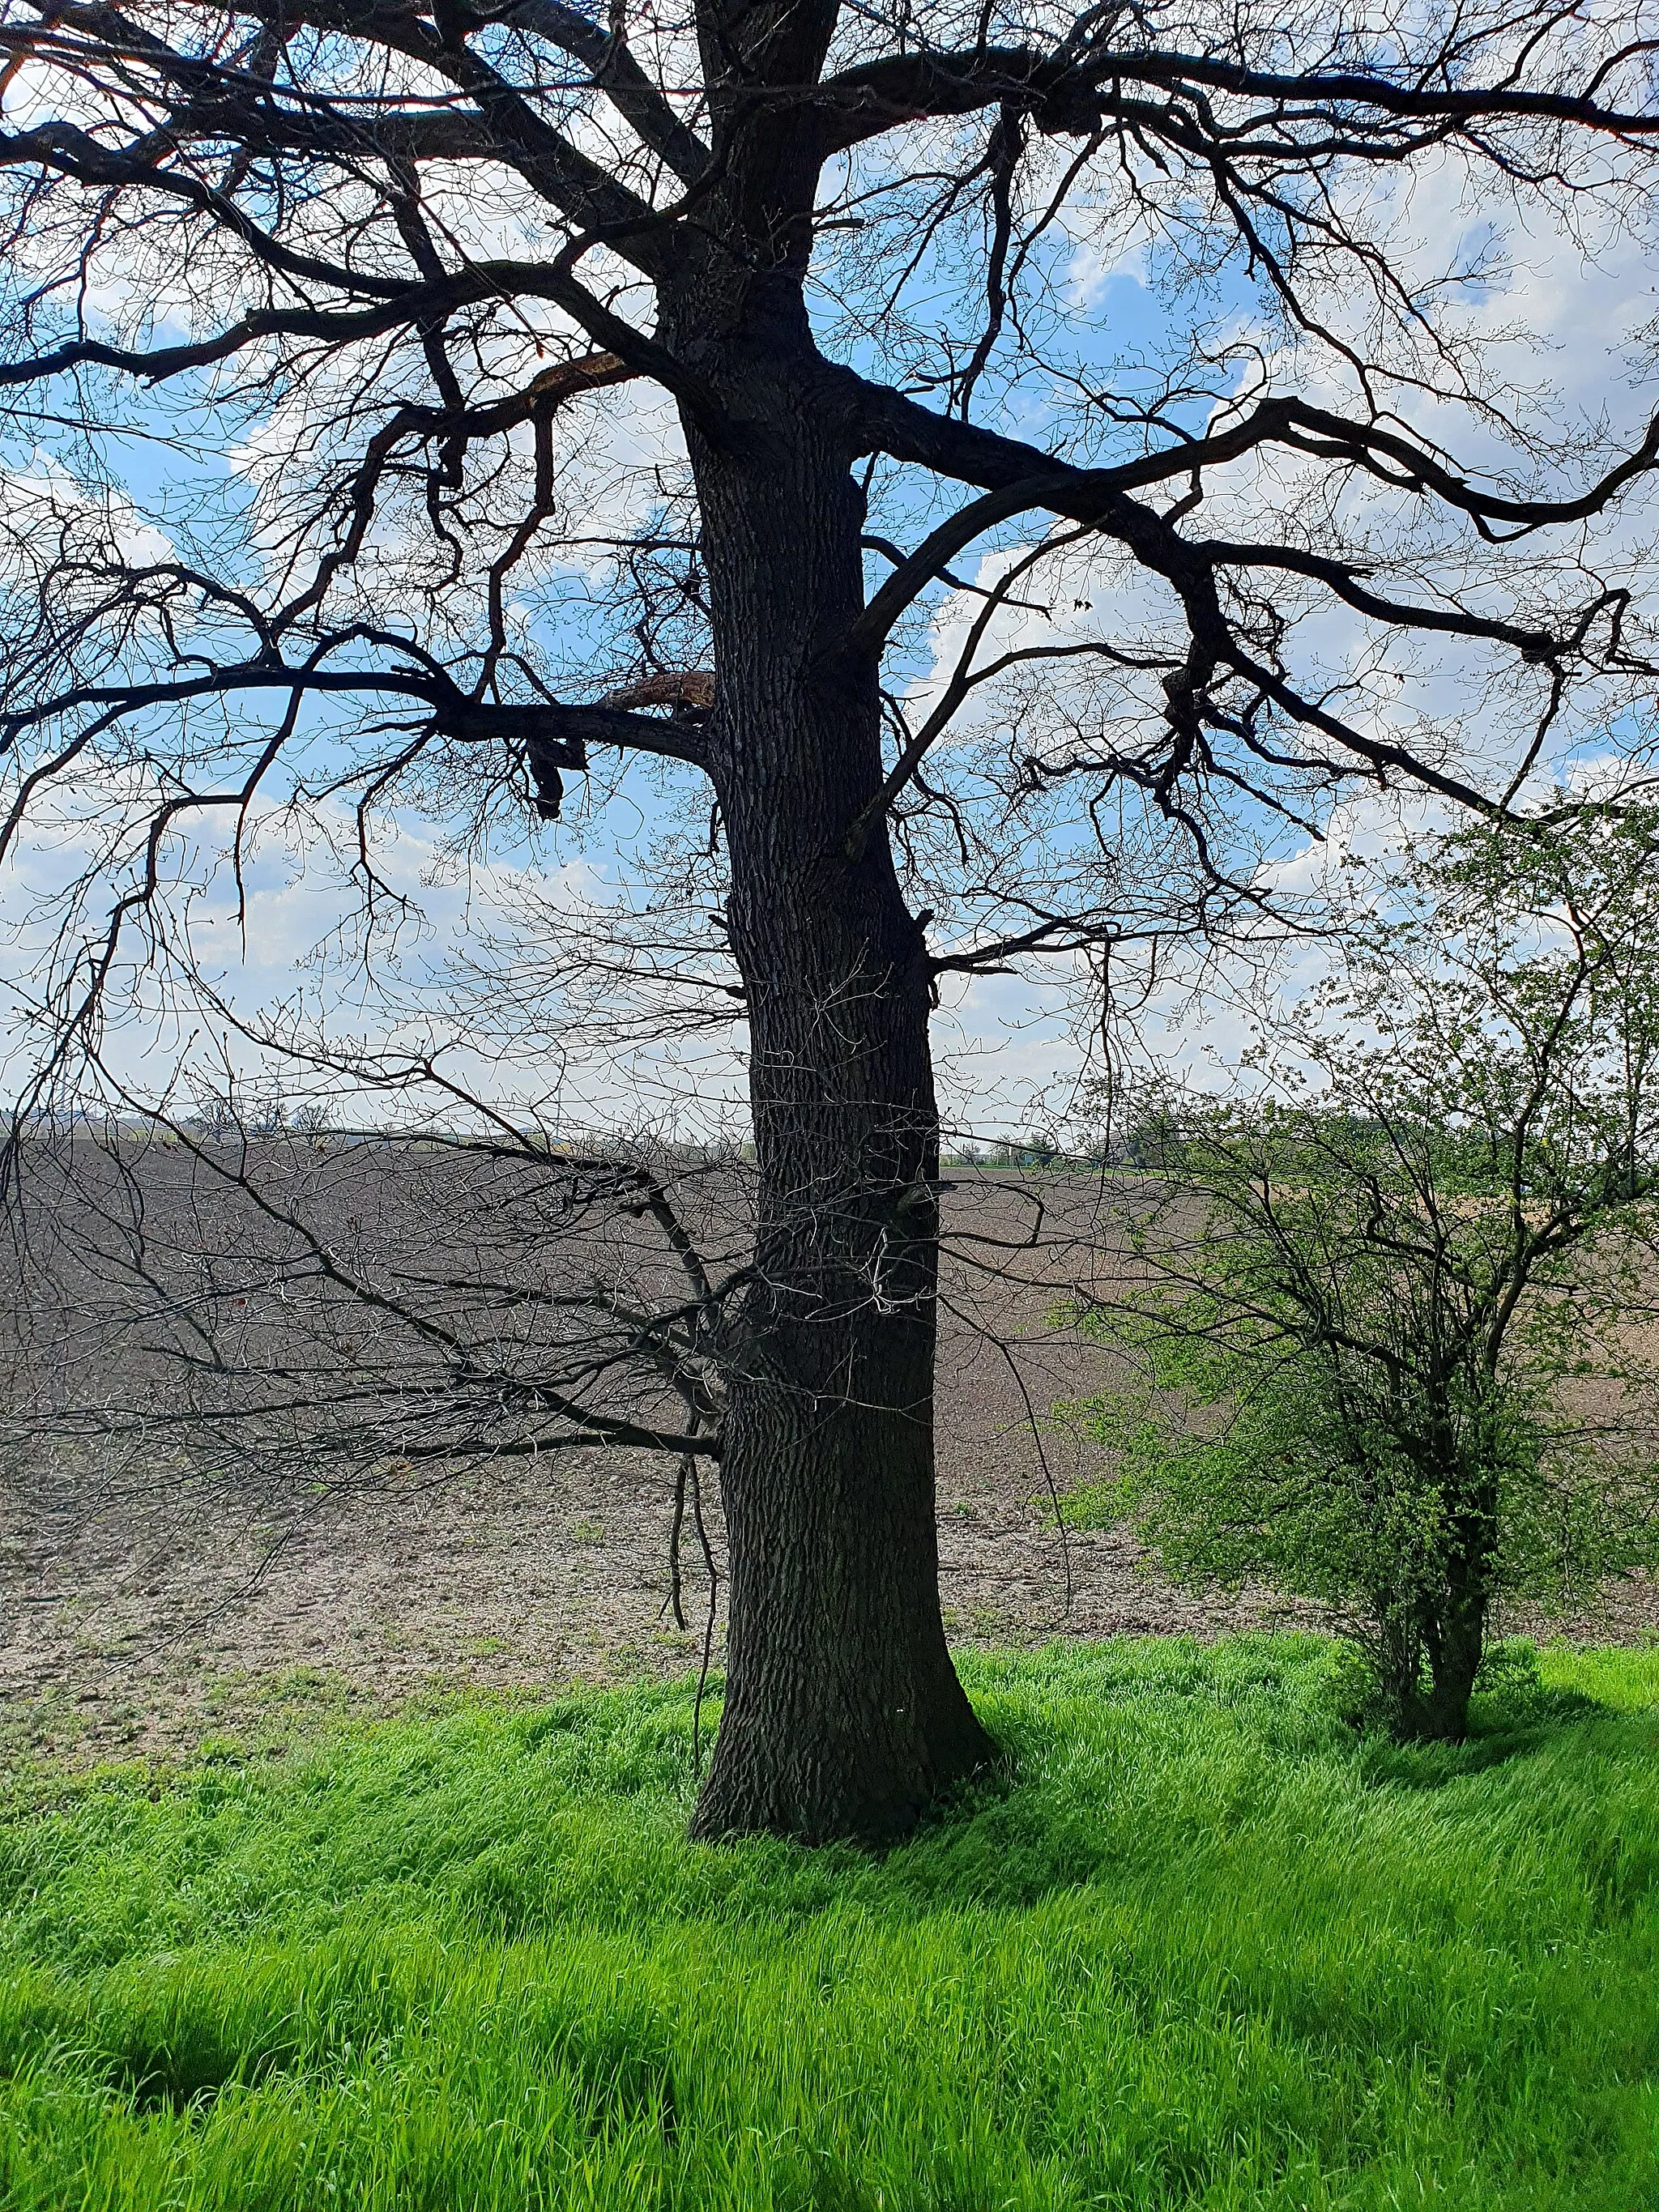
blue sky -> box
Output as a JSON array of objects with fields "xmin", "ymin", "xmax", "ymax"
[{"xmin": 3, "ymin": 112, "xmax": 1656, "ymax": 1143}]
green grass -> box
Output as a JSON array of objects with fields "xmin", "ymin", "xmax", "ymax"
[{"xmin": 0, "ymin": 1636, "xmax": 1655, "ymax": 2209}]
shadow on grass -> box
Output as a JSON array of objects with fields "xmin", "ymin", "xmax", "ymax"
[
  {"xmin": 5, "ymin": 1634, "xmax": 1656, "ymax": 1944},
  {"xmin": 1353, "ymin": 1689, "xmax": 1606, "ymax": 1788},
  {"xmin": 1, "ymin": 1636, "xmax": 1656, "ymax": 2212}
]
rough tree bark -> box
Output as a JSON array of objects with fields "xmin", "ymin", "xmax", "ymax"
[{"xmin": 684, "ymin": 326, "xmax": 995, "ymax": 1838}]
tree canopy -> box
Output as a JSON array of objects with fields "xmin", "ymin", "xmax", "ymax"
[{"xmin": 6, "ymin": 0, "xmax": 1659, "ymax": 1836}]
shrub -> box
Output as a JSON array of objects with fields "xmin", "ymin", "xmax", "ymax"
[{"xmin": 1063, "ymin": 807, "xmax": 1659, "ymax": 1739}]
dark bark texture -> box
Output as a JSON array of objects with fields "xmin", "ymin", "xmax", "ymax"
[{"xmin": 684, "ymin": 333, "xmax": 994, "ymax": 1839}]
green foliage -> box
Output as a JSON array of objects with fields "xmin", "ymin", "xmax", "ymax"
[
  {"xmin": 1062, "ymin": 1256, "xmax": 1649, "ymax": 1731},
  {"xmin": 0, "ymin": 1639, "xmax": 1656, "ymax": 2208},
  {"xmin": 1064, "ymin": 809, "xmax": 1659, "ymax": 1738}
]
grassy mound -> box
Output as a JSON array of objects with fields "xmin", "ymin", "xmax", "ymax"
[{"xmin": 0, "ymin": 1636, "xmax": 1655, "ymax": 2209}]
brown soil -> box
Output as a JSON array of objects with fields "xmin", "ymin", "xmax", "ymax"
[{"xmin": 2, "ymin": 1169, "xmax": 1651, "ymax": 1766}]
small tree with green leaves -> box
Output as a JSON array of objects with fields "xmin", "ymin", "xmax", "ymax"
[{"xmin": 1064, "ymin": 808, "xmax": 1659, "ymax": 1741}]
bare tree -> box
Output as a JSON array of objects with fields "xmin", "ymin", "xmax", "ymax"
[{"xmin": 4, "ymin": 0, "xmax": 1659, "ymax": 1837}]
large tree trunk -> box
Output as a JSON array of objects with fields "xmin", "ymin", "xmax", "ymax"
[{"xmin": 683, "ymin": 369, "xmax": 995, "ymax": 1843}]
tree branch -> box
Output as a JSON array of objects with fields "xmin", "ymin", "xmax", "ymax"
[{"xmin": 812, "ymin": 40, "xmax": 1659, "ymax": 158}]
